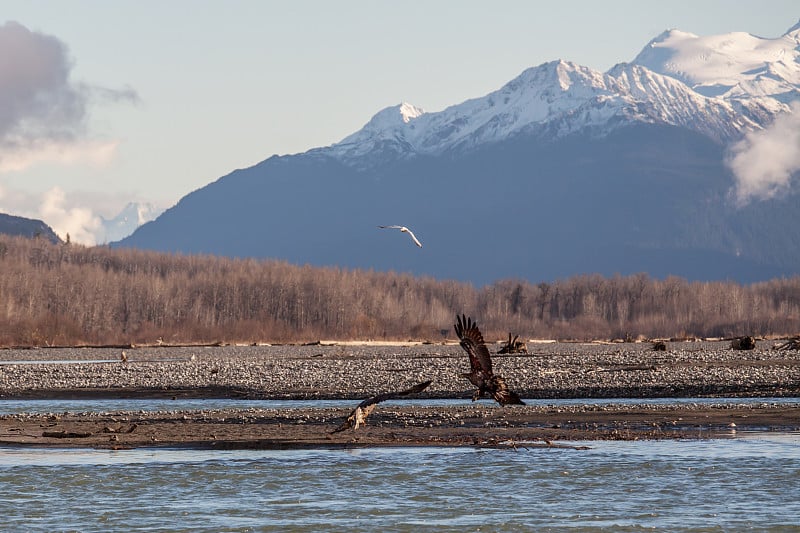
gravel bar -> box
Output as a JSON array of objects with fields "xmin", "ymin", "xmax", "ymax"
[{"xmin": 1, "ymin": 340, "xmax": 798, "ymax": 400}]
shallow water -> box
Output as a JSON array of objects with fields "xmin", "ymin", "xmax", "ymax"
[
  {"xmin": 1, "ymin": 396, "xmax": 798, "ymax": 415},
  {"xmin": 1, "ymin": 434, "xmax": 798, "ymax": 532}
]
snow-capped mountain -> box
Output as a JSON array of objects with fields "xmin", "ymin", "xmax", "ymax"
[
  {"xmin": 99, "ymin": 202, "xmax": 164, "ymax": 244},
  {"xmin": 118, "ymin": 20, "xmax": 800, "ymax": 285},
  {"xmin": 632, "ymin": 21, "xmax": 800, "ymax": 104},
  {"xmin": 325, "ymin": 21, "xmax": 799, "ymax": 167}
]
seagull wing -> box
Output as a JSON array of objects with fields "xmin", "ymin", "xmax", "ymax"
[
  {"xmin": 405, "ymin": 228, "xmax": 423, "ymax": 247},
  {"xmin": 378, "ymin": 225, "xmax": 422, "ymax": 247}
]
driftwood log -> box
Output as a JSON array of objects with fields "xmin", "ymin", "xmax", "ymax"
[
  {"xmin": 42, "ymin": 430, "xmax": 93, "ymax": 439},
  {"xmin": 498, "ymin": 333, "xmax": 528, "ymax": 354},
  {"xmin": 775, "ymin": 338, "xmax": 800, "ymax": 351}
]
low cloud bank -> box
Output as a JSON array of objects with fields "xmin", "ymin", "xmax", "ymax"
[
  {"xmin": 0, "ymin": 185, "xmax": 161, "ymax": 245},
  {"xmin": 727, "ymin": 101, "xmax": 800, "ymax": 205}
]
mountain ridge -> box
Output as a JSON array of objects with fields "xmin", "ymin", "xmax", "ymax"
[
  {"xmin": 116, "ymin": 21, "xmax": 800, "ymax": 285},
  {"xmin": 323, "ymin": 19, "xmax": 800, "ymax": 167},
  {"xmin": 0, "ymin": 212, "xmax": 62, "ymax": 244},
  {"xmin": 631, "ymin": 20, "xmax": 800, "ymax": 103},
  {"xmin": 98, "ymin": 202, "xmax": 164, "ymax": 244}
]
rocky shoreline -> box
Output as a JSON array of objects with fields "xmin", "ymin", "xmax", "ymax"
[
  {"xmin": 0, "ymin": 340, "xmax": 798, "ymax": 448},
  {"xmin": 1, "ymin": 339, "xmax": 798, "ymax": 399}
]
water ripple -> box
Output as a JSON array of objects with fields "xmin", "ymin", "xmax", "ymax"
[
  {"xmin": 1, "ymin": 396, "xmax": 798, "ymax": 415},
  {"xmin": 0, "ymin": 439, "xmax": 798, "ymax": 531}
]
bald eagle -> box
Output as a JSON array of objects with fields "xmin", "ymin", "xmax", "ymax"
[
  {"xmin": 330, "ymin": 380, "xmax": 433, "ymax": 433},
  {"xmin": 454, "ymin": 314, "xmax": 525, "ymax": 406}
]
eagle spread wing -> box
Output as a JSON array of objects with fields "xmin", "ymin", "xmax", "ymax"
[
  {"xmin": 454, "ymin": 314, "xmax": 526, "ymax": 407},
  {"xmin": 488, "ymin": 375, "xmax": 525, "ymax": 406},
  {"xmin": 454, "ymin": 314, "xmax": 493, "ymax": 376},
  {"xmin": 330, "ymin": 380, "xmax": 433, "ymax": 433}
]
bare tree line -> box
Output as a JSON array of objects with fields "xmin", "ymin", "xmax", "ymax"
[{"xmin": 0, "ymin": 234, "xmax": 798, "ymax": 347}]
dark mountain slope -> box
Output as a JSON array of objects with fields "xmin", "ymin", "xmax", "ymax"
[
  {"xmin": 0, "ymin": 213, "xmax": 62, "ymax": 244},
  {"xmin": 117, "ymin": 124, "xmax": 796, "ymax": 284}
]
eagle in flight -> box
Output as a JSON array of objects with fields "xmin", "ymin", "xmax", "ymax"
[
  {"xmin": 330, "ymin": 380, "xmax": 433, "ymax": 433},
  {"xmin": 454, "ymin": 314, "xmax": 525, "ymax": 406}
]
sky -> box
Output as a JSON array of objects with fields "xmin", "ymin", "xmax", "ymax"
[{"xmin": 0, "ymin": 1, "xmax": 798, "ymax": 243}]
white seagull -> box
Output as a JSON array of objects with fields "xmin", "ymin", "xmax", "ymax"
[{"xmin": 378, "ymin": 225, "xmax": 423, "ymax": 248}]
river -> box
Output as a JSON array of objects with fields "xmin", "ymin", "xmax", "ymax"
[{"xmin": 1, "ymin": 397, "xmax": 798, "ymax": 531}]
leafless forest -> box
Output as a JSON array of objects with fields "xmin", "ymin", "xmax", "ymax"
[{"xmin": 1, "ymin": 234, "xmax": 799, "ymax": 347}]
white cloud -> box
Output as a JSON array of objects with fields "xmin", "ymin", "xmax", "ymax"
[
  {"xmin": 0, "ymin": 185, "xmax": 154, "ymax": 246},
  {"xmin": 0, "ymin": 21, "xmax": 137, "ymax": 173},
  {"xmin": 727, "ymin": 101, "xmax": 800, "ymax": 206},
  {"xmin": 38, "ymin": 187, "xmax": 103, "ymax": 245},
  {"xmin": 0, "ymin": 138, "xmax": 119, "ymax": 172}
]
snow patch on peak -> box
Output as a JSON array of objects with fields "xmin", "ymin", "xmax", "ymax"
[
  {"xmin": 632, "ymin": 24, "xmax": 800, "ymax": 101},
  {"xmin": 634, "ymin": 30, "xmax": 700, "ymax": 87},
  {"xmin": 398, "ymin": 102, "xmax": 424, "ymax": 122},
  {"xmin": 100, "ymin": 202, "xmax": 164, "ymax": 244},
  {"xmin": 324, "ymin": 103, "xmax": 425, "ymax": 161},
  {"xmin": 505, "ymin": 60, "xmax": 602, "ymax": 91},
  {"xmin": 326, "ymin": 60, "xmax": 621, "ymax": 163},
  {"xmin": 321, "ymin": 21, "xmax": 800, "ymax": 169},
  {"xmin": 359, "ymin": 102, "xmax": 425, "ymax": 131},
  {"xmin": 650, "ymin": 28, "xmax": 700, "ymax": 44}
]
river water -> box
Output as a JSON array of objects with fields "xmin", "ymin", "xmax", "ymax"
[
  {"xmin": 1, "ymin": 397, "xmax": 799, "ymax": 531},
  {"xmin": 2, "ymin": 396, "xmax": 799, "ymax": 415},
  {"xmin": 1, "ymin": 435, "xmax": 798, "ymax": 531}
]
